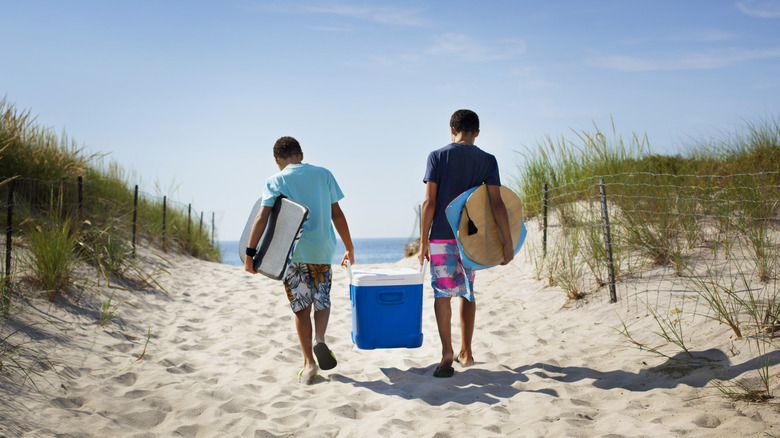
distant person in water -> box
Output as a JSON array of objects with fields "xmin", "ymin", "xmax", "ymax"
[
  {"xmin": 418, "ymin": 109, "xmax": 513, "ymax": 378},
  {"xmin": 244, "ymin": 136, "xmax": 355, "ymax": 384}
]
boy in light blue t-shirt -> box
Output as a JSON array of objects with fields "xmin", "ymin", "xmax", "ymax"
[{"xmin": 244, "ymin": 136, "xmax": 355, "ymax": 384}]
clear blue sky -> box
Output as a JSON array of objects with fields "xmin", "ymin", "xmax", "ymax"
[{"xmin": 2, "ymin": 1, "xmax": 779, "ymax": 240}]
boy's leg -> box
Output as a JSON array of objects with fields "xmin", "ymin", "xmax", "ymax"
[
  {"xmin": 313, "ymin": 307, "xmax": 330, "ymax": 344},
  {"xmin": 458, "ymin": 297, "xmax": 476, "ymax": 366},
  {"xmin": 293, "ymin": 305, "xmax": 318, "ymax": 382},
  {"xmin": 434, "ymin": 296, "xmax": 454, "ymax": 368},
  {"xmin": 310, "ymin": 264, "xmax": 337, "ymax": 370},
  {"xmin": 429, "ymin": 239, "xmax": 473, "ymax": 376},
  {"xmin": 309, "ymin": 263, "xmax": 332, "ymax": 344},
  {"xmin": 284, "ymin": 263, "xmax": 326, "ymax": 382}
]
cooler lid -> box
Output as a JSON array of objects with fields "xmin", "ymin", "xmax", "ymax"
[{"xmin": 350, "ymin": 268, "xmax": 424, "ymax": 286}]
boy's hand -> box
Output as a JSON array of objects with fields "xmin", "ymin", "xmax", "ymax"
[
  {"xmin": 500, "ymin": 243, "xmax": 514, "ymax": 266},
  {"xmin": 339, "ymin": 250, "xmax": 354, "ymax": 268},
  {"xmin": 418, "ymin": 241, "xmax": 430, "ymax": 266},
  {"xmin": 244, "ymin": 255, "xmax": 257, "ymax": 274}
]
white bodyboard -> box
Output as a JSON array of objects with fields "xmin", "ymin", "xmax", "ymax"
[{"xmin": 238, "ymin": 197, "xmax": 309, "ymax": 280}]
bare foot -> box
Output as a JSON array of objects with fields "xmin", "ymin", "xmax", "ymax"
[
  {"xmin": 457, "ymin": 353, "xmax": 474, "ymax": 367},
  {"xmin": 298, "ymin": 363, "xmax": 319, "ymax": 385},
  {"xmin": 439, "ymin": 352, "xmax": 454, "ymax": 369}
]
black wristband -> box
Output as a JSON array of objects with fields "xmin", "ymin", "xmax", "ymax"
[{"xmin": 245, "ymin": 247, "xmax": 257, "ymax": 257}]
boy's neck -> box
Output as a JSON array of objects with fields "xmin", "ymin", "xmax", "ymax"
[
  {"xmin": 275, "ymin": 154, "xmax": 303, "ymax": 171},
  {"xmin": 451, "ymin": 128, "xmax": 479, "ymax": 145}
]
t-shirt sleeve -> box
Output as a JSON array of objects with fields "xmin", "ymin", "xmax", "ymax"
[
  {"xmin": 423, "ymin": 151, "xmax": 437, "ymax": 184},
  {"xmin": 328, "ymin": 170, "xmax": 345, "ymax": 204},
  {"xmin": 261, "ymin": 176, "xmax": 281, "ymax": 207},
  {"xmin": 484, "ymin": 155, "xmax": 501, "ymax": 186}
]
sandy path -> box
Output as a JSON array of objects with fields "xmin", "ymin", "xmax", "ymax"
[{"xmin": 1, "ymin": 246, "xmax": 779, "ymax": 437}]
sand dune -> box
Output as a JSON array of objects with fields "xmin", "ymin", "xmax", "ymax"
[{"xmin": 1, "ymin": 236, "xmax": 779, "ymax": 437}]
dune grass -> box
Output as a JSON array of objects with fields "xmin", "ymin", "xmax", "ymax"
[
  {"xmin": 99, "ymin": 292, "xmax": 121, "ymax": 327},
  {"xmin": 1, "ymin": 99, "xmax": 219, "ymax": 299},
  {"xmin": 514, "ymin": 116, "xmax": 779, "ymax": 402},
  {"xmin": 0, "ymin": 324, "xmax": 52, "ymax": 388},
  {"xmin": 514, "ymin": 116, "xmax": 779, "ymax": 289},
  {"xmin": 22, "ymin": 208, "xmax": 82, "ymax": 302},
  {"xmin": 0, "ymin": 98, "xmax": 218, "ymax": 382},
  {"xmin": 1, "ymin": 97, "xmax": 219, "ymax": 261}
]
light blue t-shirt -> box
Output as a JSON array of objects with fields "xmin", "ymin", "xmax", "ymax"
[{"xmin": 261, "ymin": 163, "xmax": 344, "ymax": 264}]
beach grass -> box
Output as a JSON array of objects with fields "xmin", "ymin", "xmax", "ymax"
[
  {"xmin": 78, "ymin": 222, "xmax": 133, "ymax": 284},
  {"xmin": 513, "ymin": 116, "xmax": 779, "ymax": 402},
  {"xmin": 99, "ymin": 292, "xmax": 121, "ymax": 327},
  {"xmin": 512, "ymin": 115, "xmax": 779, "ymax": 290},
  {"xmin": 0, "ymin": 99, "xmax": 216, "ymax": 378},
  {"xmin": 1, "ymin": 98, "xmax": 219, "ymax": 262},
  {"xmin": 1, "ymin": 99, "xmax": 218, "ymax": 306},
  {"xmin": 21, "ymin": 208, "xmax": 81, "ymax": 302},
  {"xmin": 0, "ymin": 323, "xmax": 53, "ymax": 389}
]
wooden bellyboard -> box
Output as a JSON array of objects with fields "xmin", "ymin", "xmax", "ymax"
[
  {"xmin": 238, "ymin": 197, "xmax": 309, "ymax": 280},
  {"xmin": 444, "ymin": 185, "xmax": 526, "ymax": 270}
]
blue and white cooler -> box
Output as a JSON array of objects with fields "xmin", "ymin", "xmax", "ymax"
[{"xmin": 347, "ymin": 263, "xmax": 425, "ymax": 350}]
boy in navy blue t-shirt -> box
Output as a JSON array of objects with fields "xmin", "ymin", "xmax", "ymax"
[{"xmin": 418, "ymin": 109, "xmax": 513, "ymax": 378}]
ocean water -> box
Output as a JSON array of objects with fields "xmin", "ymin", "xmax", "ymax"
[{"xmin": 219, "ymin": 237, "xmax": 413, "ymax": 267}]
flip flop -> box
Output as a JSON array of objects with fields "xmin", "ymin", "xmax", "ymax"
[
  {"xmin": 433, "ymin": 365, "xmax": 454, "ymax": 378},
  {"xmin": 298, "ymin": 368, "xmax": 317, "ymax": 385},
  {"xmin": 313, "ymin": 343, "xmax": 337, "ymax": 370}
]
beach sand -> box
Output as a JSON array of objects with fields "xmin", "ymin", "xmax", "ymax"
[{"xmin": 1, "ymin": 232, "xmax": 779, "ymax": 437}]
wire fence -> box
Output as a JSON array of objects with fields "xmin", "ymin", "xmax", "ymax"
[
  {"xmin": 524, "ymin": 171, "xmax": 780, "ymax": 326},
  {"xmin": 1, "ymin": 175, "xmax": 218, "ymax": 278}
]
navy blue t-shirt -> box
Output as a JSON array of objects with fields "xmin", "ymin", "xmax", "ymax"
[{"xmin": 423, "ymin": 143, "xmax": 501, "ymax": 240}]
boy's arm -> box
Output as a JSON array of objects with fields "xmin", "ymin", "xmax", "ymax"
[
  {"xmin": 418, "ymin": 181, "xmax": 437, "ymax": 265},
  {"xmin": 487, "ymin": 185, "xmax": 514, "ymax": 265},
  {"xmin": 331, "ymin": 202, "xmax": 355, "ymax": 267},
  {"xmin": 244, "ymin": 205, "xmax": 274, "ymax": 274}
]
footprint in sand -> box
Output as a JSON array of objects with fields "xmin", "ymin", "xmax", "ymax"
[
  {"xmin": 218, "ymin": 399, "xmax": 246, "ymax": 414},
  {"xmin": 140, "ymin": 396, "xmax": 173, "ymax": 413},
  {"xmin": 165, "ymin": 363, "xmax": 196, "ymax": 374},
  {"xmin": 123, "ymin": 389, "xmax": 151, "ymax": 399},
  {"xmin": 109, "ymin": 343, "xmax": 136, "ymax": 354},
  {"xmin": 329, "ymin": 404, "xmax": 359, "ymax": 419},
  {"xmin": 113, "ymin": 372, "xmax": 137, "ymax": 386},
  {"xmin": 119, "ymin": 409, "xmax": 168, "ymax": 429},
  {"xmin": 243, "ymin": 408, "xmax": 268, "ymax": 420},
  {"xmin": 50, "ymin": 397, "xmax": 85, "ymax": 409}
]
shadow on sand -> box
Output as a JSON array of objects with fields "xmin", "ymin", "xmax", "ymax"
[
  {"xmin": 332, "ymin": 363, "xmax": 556, "ymax": 406},
  {"xmin": 331, "ymin": 349, "xmax": 780, "ymax": 406}
]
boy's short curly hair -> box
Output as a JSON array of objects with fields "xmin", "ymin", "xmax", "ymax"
[
  {"xmin": 273, "ymin": 136, "xmax": 303, "ymax": 159},
  {"xmin": 450, "ymin": 109, "xmax": 479, "ymax": 134}
]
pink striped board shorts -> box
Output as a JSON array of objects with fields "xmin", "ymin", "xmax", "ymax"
[{"xmin": 429, "ymin": 239, "xmax": 475, "ymax": 302}]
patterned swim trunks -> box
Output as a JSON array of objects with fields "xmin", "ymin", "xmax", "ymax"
[
  {"xmin": 283, "ymin": 263, "xmax": 332, "ymax": 313},
  {"xmin": 429, "ymin": 239, "xmax": 475, "ymax": 302}
]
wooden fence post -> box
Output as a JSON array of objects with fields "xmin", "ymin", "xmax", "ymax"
[
  {"xmin": 5, "ymin": 180, "xmax": 14, "ymax": 278},
  {"xmin": 599, "ymin": 179, "xmax": 617, "ymax": 303},
  {"xmin": 162, "ymin": 196, "xmax": 167, "ymax": 251},
  {"xmin": 132, "ymin": 185, "xmax": 138, "ymax": 257},
  {"xmin": 187, "ymin": 204, "xmax": 191, "ymax": 240},
  {"xmin": 211, "ymin": 212, "xmax": 215, "ymax": 248},
  {"xmin": 77, "ymin": 176, "xmax": 83, "ymax": 220},
  {"xmin": 542, "ymin": 183, "xmax": 548, "ymax": 258}
]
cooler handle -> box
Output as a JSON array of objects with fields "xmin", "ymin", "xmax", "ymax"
[
  {"xmin": 345, "ymin": 259, "xmax": 428, "ymax": 281},
  {"xmin": 378, "ymin": 292, "xmax": 403, "ymax": 304},
  {"xmin": 345, "ymin": 259, "xmax": 352, "ymax": 283}
]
